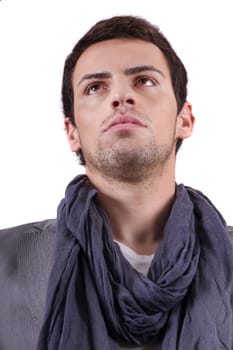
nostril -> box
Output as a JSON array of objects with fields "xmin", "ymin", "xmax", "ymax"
[
  {"xmin": 126, "ymin": 98, "xmax": 134, "ymax": 105},
  {"xmin": 113, "ymin": 100, "xmax": 120, "ymax": 107}
]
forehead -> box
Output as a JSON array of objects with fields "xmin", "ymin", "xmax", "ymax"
[{"xmin": 73, "ymin": 38, "xmax": 170, "ymax": 80}]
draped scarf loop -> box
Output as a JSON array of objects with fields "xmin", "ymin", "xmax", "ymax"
[{"xmin": 37, "ymin": 175, "xmax": 233, "ymax": 350}]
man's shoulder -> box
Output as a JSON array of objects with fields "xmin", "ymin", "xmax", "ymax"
[
  {"xmin": 0, "ymin": 218, "xmax": 56, "ymax": 235},
  {"xmin": 0, "ymin": 219, "xmax": 56, "ymax": 255},
  {"xmin": 0, "ymin": 218, "xmax": 56, "ymax": 239}
]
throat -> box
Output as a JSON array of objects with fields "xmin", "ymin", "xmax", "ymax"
[{"xmin": 113, "ymin": 230, "xmax": 163, "ymax": 255}]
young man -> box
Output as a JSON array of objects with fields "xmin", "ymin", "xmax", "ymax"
[{"xmin": 1, "ymin": 16, "xmax": 233, "ymax": 350}]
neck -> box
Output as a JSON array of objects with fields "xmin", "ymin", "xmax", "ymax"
[{"xmin": 86, "ymin": 164, "xmax": 176, "ymax": 255}]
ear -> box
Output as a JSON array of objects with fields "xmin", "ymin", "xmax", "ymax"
[
  {"xmin": 175, "ymin": 102, "xmax": 195, "ymax": 140},
  {"xmin": 64, "ymin": 118, "xmax": 81, "ymax": 152}
]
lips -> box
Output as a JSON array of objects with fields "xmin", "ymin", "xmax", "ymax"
[{"xmin": 104, "ymin": 115, "xmax": 147, "ymax": 132}]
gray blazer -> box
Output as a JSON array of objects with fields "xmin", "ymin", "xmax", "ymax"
[
  {"xmin": 0, "ymin": 220, "xmax": 56, "ymax": 350},
  {"xmin": 0, "ymin": 220, "xmax": 232, "ymax": 350}
]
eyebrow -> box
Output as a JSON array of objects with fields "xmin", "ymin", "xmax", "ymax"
[
  {"xmin": 77, "ymin": 65, "xmax": 165, "ymax": 86},
  {"xmin": 78, "ymin": 72, "xmax": 111, "ymax": 86},
  {"xmin": 124, "ymin": 65, "xmax": 165, "ymax": 77}
]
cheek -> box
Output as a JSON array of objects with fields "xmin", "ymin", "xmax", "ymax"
[
  {"xmin": 146, "ymin": 99, "xmax": 177, "ymax": 138},
  {"xmin": 74, "ymin": 108, "xmax": 101, "ymax": 148},
  {"xmin": 144, "ymin": 87, "xmax": 177, "ymax": 113},
  {"xmin": 74, "ymin": 95, "xmax": 112, "ymax": 139},
  {"xmin": 147, "ymin": 99, "xmax": 177, "ymax": 125},
  {"xmin": 74, "ymin": 94, "xmax": 107, "ymax": 121},
  {"xmin": 74, "ymin": 100, "xmax": 97, "ymax": 128}
]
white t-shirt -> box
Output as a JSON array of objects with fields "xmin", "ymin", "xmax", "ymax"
[{"xmin": 114, "ymin": 241, "xmax": 155, "ymax": 350}]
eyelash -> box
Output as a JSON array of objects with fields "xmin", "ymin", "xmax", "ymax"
[
  {"xmin": 134, "ymin": 76, "xmax": 158, "ymax": 86},
  {"xmin": 84, "ymin": 76, "xmax": 158, "ymax": 95},
  {"xmin": 84, "ymin": 81, "xmax": 105, "ymax": 95}
]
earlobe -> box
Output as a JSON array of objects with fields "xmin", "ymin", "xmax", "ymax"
[
  {"xmin": 64, "ymin": 117, "xmax": 81, "ymax": 152},
  {"xmin": 175, "ymin": 102, "xmax": 195, "ymax": 140}
]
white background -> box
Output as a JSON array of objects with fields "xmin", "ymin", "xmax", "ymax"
[{"xmin": 0, "ymin": 0, "xmax": 232, "ymax": 228}]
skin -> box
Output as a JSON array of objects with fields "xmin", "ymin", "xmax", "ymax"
[{"xmin": 65, "ymin": 38, "xmax": 194, "ymax": 254}]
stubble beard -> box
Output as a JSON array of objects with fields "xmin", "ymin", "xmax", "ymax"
[{"xmin": 83, "ymin": 135, "xmax": 176, "ymax": 184}]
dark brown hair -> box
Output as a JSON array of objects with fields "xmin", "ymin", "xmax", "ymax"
[{"xmin": 62, "ymin": 16, "xmax": 188, "ymax": 164}]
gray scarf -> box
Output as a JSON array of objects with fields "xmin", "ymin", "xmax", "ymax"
[{"xmin": 37, "ymin": 175, "xmax": 233, "ymax": 349}]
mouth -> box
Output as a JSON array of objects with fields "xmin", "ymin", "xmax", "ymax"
[{"xmin": 103, "ymin": 115, "xmax": 147, "ymax": 133}]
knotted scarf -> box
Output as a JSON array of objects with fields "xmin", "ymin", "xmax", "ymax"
[{"xmin": 37, "ymin": 175, "xmax": 233, "ymax": 349}]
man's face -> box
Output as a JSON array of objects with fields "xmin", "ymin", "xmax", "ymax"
[{"xmin": 66, "ymin": 38, "xmax": 193, "ymax": 182}]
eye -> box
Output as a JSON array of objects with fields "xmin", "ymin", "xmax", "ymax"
[
  {"xmin": 84, "ymin": 81, "xmax": 107, "ymax": 96},
  {"xmin": 135, "ymin": 76, "xmax": 157, "ymax": 87},
  {"xmin": 85, "ymin": 82, "xmax": 101, "ymax": 95}
]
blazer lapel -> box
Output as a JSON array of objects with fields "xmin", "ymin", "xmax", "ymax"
[{"xmin": 17, "ymin": 220, "xmax": 56, "ymax": 323}]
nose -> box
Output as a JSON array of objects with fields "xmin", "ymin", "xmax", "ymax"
[
  {"xmin": 111, "ymin": 80, "xmax": 136, "ymax": 111},
  {"xmin": 112, "ymin": 97, "xmax": 135, "ymax": 109}
]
